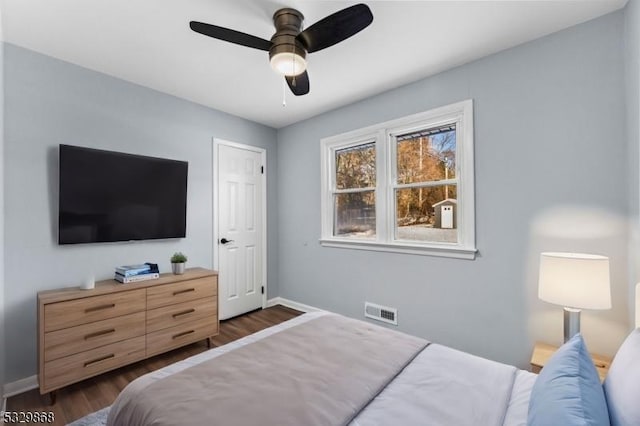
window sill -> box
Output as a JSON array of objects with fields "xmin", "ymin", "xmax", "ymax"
[{"xmin": 319, "ymin": 238, "xmax": 477, "ymax": 260}]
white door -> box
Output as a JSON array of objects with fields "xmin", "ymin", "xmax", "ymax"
[
  {"xmin": 215, "ymin": 141, "xmax": 266, "ymax": 320},
  {"xmin": 441, "ymin": 205, "xmax": 453, "ymax": 229}
]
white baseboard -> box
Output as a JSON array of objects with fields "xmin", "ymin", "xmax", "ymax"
[
  {"xmin": 3, "ymin": 375, "xmax": 38, "ymax": 398},
  {"xmin": 266, "ymin": 297, "xmax": 325, "ymax": 313}
]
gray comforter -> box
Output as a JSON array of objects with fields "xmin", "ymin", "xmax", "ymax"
[{"xmin": 108, "ymin": 314, "xmax": 428, "ymax": 426}]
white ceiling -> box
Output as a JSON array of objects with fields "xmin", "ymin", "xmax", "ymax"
[{"xmin": 1, "ymin": 0, "xmax": 628, "ymax": 128}]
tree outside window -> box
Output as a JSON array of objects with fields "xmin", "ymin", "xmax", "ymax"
[
  {"xmin": 395, "ymin": 127, "xmax": 457, "ymax": 243},
  {"xmin": 334, "ymin": 142, "xmax": 376, "ymax": 238}
]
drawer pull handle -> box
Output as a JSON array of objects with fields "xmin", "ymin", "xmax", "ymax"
[
  {"xmin": 84, "ymin": 353, "xmax": 115, "ymax": 367},
  {"xmin": 84, "ymin": 329, "xmax": 116, "ymax": 340},
  {"xmin": 85, "ymin": 303, "xmax": 115, "ymax": 313},
  {"xmin": 172, "ymin": 330, "xmax": 195, "ymax": 340},
  {"xmin": 173, "ymin": 288, "xmax": 195, "ymax": 296},
  {"xmin": 172, "ymin": 309, "xmax": 196, "ymax": 318}
]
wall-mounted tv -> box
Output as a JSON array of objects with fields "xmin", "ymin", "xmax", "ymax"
[{"xmin": 58, "ymin": 145, "xmax": 188, "ymax": 244}]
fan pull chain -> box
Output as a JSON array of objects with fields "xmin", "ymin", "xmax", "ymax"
[{"xmin": 282, "ymin": 79, "xmax": 287, "ymax": 107}]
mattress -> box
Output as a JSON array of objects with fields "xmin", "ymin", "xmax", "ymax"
[{"xmin": 108, "ymin": 312, "xmax": 536, "ymax": 426}]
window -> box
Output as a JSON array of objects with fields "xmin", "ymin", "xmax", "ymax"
[
  {"xmin": 320, "ymin": 100, "xmax": 476, "ymax": 259},
  {"xmin": 334, "ymin": 141, "xmax": 376, "ymax": 238}
]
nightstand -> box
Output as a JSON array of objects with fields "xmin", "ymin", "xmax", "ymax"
[{"xmin": 530, "ymin": 342, "xmax": 612, "ymax": 382}]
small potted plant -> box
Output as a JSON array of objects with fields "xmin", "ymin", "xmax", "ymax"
[{"xmin": 170, "ymin": 252, "xmax": 187, "ymax": 275}]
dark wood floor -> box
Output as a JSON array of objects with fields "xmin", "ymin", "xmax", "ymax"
[{"xmin": 6, "ymin": 305, "xmax": 302, "ymax": 425}]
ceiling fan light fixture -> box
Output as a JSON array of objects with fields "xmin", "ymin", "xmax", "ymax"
[
  {"xmin": 269, "ymin": 52, "xmax": 307, "ymax": 77},
  {"xmin": 190, "ymin": 3, "xmax": 373, "ymax": 96}
]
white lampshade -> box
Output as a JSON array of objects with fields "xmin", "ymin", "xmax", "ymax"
[
  {"xmin": 269, "ymin": 52, "xmax": 307, "ymax": 76},
  {"xmin": 538, "ymin": 252, "xmax": 611, "ymax": 310}
]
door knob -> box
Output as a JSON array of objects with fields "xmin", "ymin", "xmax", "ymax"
[{"xmin": 220, "ymin": 238, "xmax": 234, "ymax": 244}]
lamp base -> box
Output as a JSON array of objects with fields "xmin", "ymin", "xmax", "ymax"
[{"xmin": 563, "ymin": 307, "xmax": 581, "ymax": 343}]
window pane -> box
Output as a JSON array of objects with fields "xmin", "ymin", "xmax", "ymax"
[
  {"xmin": 395, "ymin": 185, "xmax": 457, "ymax": 243},
  {"xmin": 334, "ymin": 191, "xmax": 376, "ymax": 238},
  {"xmin": 335, "ymin": 142, "xmax": 376, "ymax": 190},
  {"xmin": 396, "ymin": 128, "xmax": 456, "ymax": 184}
]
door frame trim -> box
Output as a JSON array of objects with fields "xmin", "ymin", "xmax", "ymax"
[{"xmin": 212, "ymin": 138, "xmax": 267, "ymax": 312}]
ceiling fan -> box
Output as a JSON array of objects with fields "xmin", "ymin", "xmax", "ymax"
[{"xmin": 189, "ymin": 3, "xmax": 374, "ymax": 96}]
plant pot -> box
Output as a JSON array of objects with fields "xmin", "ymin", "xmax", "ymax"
[{"xmin": 171, "ymin": 262, "xmax": 185, "ymax": 275}]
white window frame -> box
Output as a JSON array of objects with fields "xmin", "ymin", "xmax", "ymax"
[{"xmin": 320, "ymin": 99, "xmax": 476, "ymax": 259}]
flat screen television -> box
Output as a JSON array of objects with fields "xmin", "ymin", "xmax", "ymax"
[{"xmin": 58, "ymin": 144, "xmax": 188, "ymax": 244}]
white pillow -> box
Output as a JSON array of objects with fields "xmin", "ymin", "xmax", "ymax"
[{"xmin": 603, "ymin": 328, "xmax": 640, "ymax": 426}]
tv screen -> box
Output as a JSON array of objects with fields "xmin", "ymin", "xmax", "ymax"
[{"xmin": 58, "ymin": 145, "xmax": 188, "ymax": 244}]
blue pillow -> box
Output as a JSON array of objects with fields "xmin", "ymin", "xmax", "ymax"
[
  {"xmin": 603, "ymin": 328, "xmax": 640, "ymax": 426},
  {"xmin": 528, "ymin": 333, "xmax": 610, "ymax": 426}
]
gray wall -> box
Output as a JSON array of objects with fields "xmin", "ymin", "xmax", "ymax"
[
  {"xmin": 0, "ymin": 37, "xmax": 5, "ymax": 398},
  {"xmin": 3, "ymin": 44, "xmax": 278, "ymax": 382},
  {"xmin": 276, "ymin": 11, "xmax": 630, "ymax": 369},
  {"xmin": 628, "ymin": 0, "xmax": 640, "ymax": 218},
  {"xmin": 626, "ymin": 0, "xmax": 640, "ymax": 315}
]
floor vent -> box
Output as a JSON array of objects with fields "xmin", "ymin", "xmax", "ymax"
[{"xmin": 364, "ymin": 302, "xmax": 398, "ymax": 325}]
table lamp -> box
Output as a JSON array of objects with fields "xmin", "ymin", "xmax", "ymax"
[{"xmin": 538, "ymin": 252, "xmax": 611, "ymax": 342}]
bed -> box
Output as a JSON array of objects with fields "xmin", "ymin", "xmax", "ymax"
[{"xmin": 107, "ymin": 283, "xmax": 640, "ymax": 426}]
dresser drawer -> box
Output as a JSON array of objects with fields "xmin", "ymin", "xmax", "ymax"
[
  {"xmin": 44, "ymin": 289, "xmax": 146, "ymax": 332},
  {"xmin": 42, "ymin": 336, "xmax": 146, "ymax": 393},
  {"xmin": 44, "ymin": 311, "xmax": 145, "ymax": 362},
  {"xmin": 146, "ymin": 317, "xmax": 218, "ymax": 357},
  {"xmin": 146, "ymin": 277, "xmax": 216, "ymax": 310},
  {"xmin": 147, "ymin": 298, "xmax": 217, "ymax": 333}
]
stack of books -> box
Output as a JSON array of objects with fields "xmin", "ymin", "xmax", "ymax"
[{"xmin": 115, "ymin": 263, "xmax": 159, "ymax": 284}]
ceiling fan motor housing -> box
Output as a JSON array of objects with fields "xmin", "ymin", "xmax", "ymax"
[{"xmin": 269, "ymin": 8, "xmax": 307, "ymax": 64}]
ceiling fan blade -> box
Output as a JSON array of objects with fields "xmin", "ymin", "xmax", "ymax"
[
  {"xmin": 189, "ymin": 21, "xmax": 272, "ymax": 51},
  {"xmin": 297, "ymin": 4, "xmax": 373, "ymax": 53},
  {"xmin": 285, "ymin": 71, "xmax": 310, "ymax": 96}
]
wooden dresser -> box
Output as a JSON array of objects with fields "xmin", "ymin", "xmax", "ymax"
[{"xmin": 38, "ymin": 268, "xmax": 218, "ymax": 399}]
